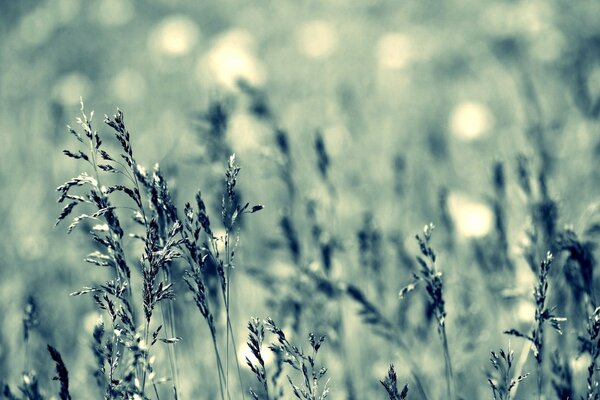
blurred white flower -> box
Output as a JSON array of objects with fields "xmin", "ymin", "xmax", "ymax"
[
  {"xmin": 375, "ymin": 33, "xmax": 413, "ymax": 70},
  {"xmin": 447, "ymin": 192, "xmax": 493, "ymax": 238},
  {"xmin": 449, "ymin": 101, "xmax": 493, "ymax": 141},
  {"xmin": 297, "ymin": 20, "xmax": 338, "ymax": 59},
  {"xmin": 198, "ymin": 30, "xmax": 266, "ymax": 90},
  {"xmin": 148, "ymin": 15, "xmax": 200, "ymax": 56}
]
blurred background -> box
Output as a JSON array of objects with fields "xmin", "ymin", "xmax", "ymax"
[{"xmin": 2, "ymin": 0, "xmax": 600, "ymax": 398}]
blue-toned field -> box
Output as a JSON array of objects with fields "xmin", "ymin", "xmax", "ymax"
[{"xmin": 1, "ymin": 1, "xmax": 600, "ymax": 399}]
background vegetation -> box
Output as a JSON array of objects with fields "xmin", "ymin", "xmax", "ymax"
[{"xmin": 2, "ymin": 0, "xmax": 600, "ymax": 398}]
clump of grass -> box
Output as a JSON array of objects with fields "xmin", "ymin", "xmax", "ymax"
[
  {"xmin": 266, "ymin": 318, "xmax": 329, "ymax": 400},
  {"xmin": 380, "ymin": 365, "xmax": 408, "ymax": 400},
  {"xmin": 303, "ymin": 266, "xmax": 428, "ymax": 399},
  {"xmin": 487, "ymin": 343, "xmax": 529, "ymax": 400},
  {"xmin": 181, "ymin": 153, "xmax": 263, "ymax": 400},
  {"xmin": 57, "ymin": 102, "xmax": 189, "ymax": 398},
  {"xmin": 246, "ymin": 317, "xmax": 275, "ymax": 400},
  {"xmin": 579, "ymin": 306, "xmax": 600, "ymax": 399},
  {"xmin": 21, "ymin": 92, "xmax": 599, "ymax": 399},
  {"xmin": 55, "ymin": 99, "xmax": 270, "ymax": 399},
  {"xmin": 244, "ymin": 317, "xmax": 330, "ymax": 400},
  {"xmin": 505, "ymin": 252, "xmax": 565, "ymax": 399},
  {"xmin": 401, "ymin": 223, "xmax": 455, "ymax": 400},
  {"xmin": 57, "ymin": 104, "xmax": 138, "ymax": 395}
]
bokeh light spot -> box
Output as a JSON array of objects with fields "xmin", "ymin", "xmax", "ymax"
[
  {"xmin": 448, "ymin": 192, "xmax": 493, "ymax": 238},
  {"xmin": 516, "ymin": 300, "xmax": 535, "ymax": 323},
  {"xmin": 199, "ymin": 30, "xmax": 266, "ymax": 90},
  {"xmin": 149, "ymin": 16, "xmax": 200, "ymax": 56},
  {"xmin": 297, "ymin": 20, "xmax": 338, "ymax": 60},
  {"xmin": 376, "ymin": 33, "xmax": 413, "ymax": 70},
  {"xmin": 238, "ymin": 341, "xmax": 274, "ymax": 367},
  {"xmin": 449, "ymin": 101, "xmax": 493, "ymax": 141}
]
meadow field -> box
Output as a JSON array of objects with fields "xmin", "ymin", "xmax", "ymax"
[{"xmin": 1, "ymin": 1, "xmax": 600, "ymax": 399}]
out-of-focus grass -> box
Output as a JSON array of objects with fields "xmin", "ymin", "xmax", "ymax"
[{"xmin": 2, "ymin": 0, "xmax": 600, "ymax": 398}]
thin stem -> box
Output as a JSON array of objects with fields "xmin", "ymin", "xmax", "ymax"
[
  {"xmin": 153, "ymin": 382, "xmax": 160, "ymax": 400},
  {"xmin": 181, "ymin": 246, "xmax": 226, "ymax": 400},
  {"xmin": 222, "ymin": 233, "xmax": 245, "ymax": 400},
  {"xmin": 167, "ymin": 300, "xmax": 180, "ymax": 400},
  {"xmin": 225, "ymin": 232, "xmax": 246, "ymax": 400},
  {"xmin": 537, "ymin": 323, "xmax": 544, "ymax": 400},
  {"xmin": 24, "ymin": 337, "xmax": 29, "ymax": 373},
  {"xmin": 537, "ymin": 369, "xmax": 542, "ymax": 400},
  {"xmin": 210, "ymin": 328, "xmax": 227, "ymax": 400},
  {"xmin": 108, "ymin": 337, "xmax": 115, "ymax": 398},
  {"xmin": 226, "ymin": 315, "xmax": 246, "ymax": 400},
  {"xmin": 440, "ymin": 326, "xmax": 456, "ymax": 400},
  {"xmin": 141, "ymin": 319, "xmax": 150, "ymax": 395},
  {"xmin": 159, "ymin": 295, "xmax": 180, "ymax": 400},
  {"xmin": 225, "ymin": 248, "xmax": 231, "ymax": 400}
]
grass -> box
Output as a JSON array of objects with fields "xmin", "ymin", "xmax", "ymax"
[{"xmin": 2, "ymin": 63, "xmax": 600, "ymax": 399}]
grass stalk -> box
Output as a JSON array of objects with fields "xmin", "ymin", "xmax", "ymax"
[
  {"xmin": 223, "ymin": 264, "xmax": 246, "ymax": 400},
  {"xmin": 210, "ymin": 328, "xmax": 227, "ymax": 400},
  {"xmin": 222, "ymin": 231, "xmax": 246, "ymax": 400},
  {"xmin": 141, "ymin": 319, "xmax": 150, "ymax": 395},
  {"xmin": 225, "ymin": 247, "xmax": 231, "ymax": 400},
  {"xmin": 440, "ymin": 325, "xmax": 456, "ymax": 400},
  {"xmin": 159, "ymin": 296, "xmax": 180, "ymax": 399}
]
